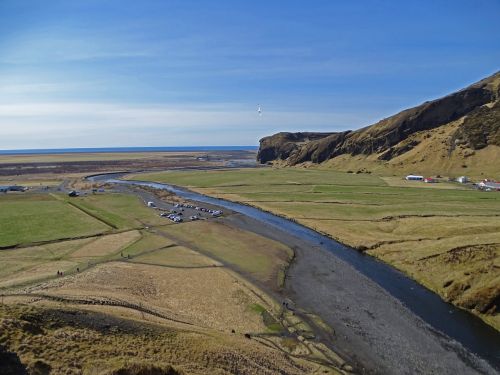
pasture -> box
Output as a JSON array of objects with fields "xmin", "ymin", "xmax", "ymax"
[
  {"xmin": 0, "ymin": 194, "xmax": 110, "ymax": 247},
  {"xmin": 137, "ymin": 167, "xmax": 500, "ymax": 329},
  {"xmin": 158, "ymin": 220, "xmax": 294, "ymax": 289},
  {"xmin": 0, "ymin": 183, "xmax": 350, "ymax": 373},
  {"xmin": 61, "ymin": 193, "xmax": 169, "ymax": 229}
]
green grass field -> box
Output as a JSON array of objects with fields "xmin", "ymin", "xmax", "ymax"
[
  {"xmin": 127, "ymin": 167, "xmax": 385, "ymax": 187},
  {"xmin": 0, "ymin": 190, "xmax": 179, "ymax": 288},
  {"xmin": 137, "ymin": 167, "xmax": 500, "ymax": 330},
  {"xmin": 0, "ymin": 192, "xmax": 171, "ymax": 248},
  {"xmin": 0, "ymin": 194, "xmax": 110, "ymax": 247},
  {"xmin": 61, "ymin": 193, "xmax": 167, "ymax": 229}
]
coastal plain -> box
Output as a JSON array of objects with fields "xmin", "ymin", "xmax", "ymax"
[
  {"xmin": 1, "ymin": 150, "xmax": 499, "ymax": 374},
  {"xmin": 0, "ymin": 153, "xmax": 346, "ymax": 374}
]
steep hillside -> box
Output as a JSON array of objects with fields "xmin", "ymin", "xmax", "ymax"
[{"xmin": 258, "ymin": 71, "xmax": 500, "ymax": 177}]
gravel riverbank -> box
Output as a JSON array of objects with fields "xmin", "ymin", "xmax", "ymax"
[
  {"xmin": 103, "ymin": 174, "xmax": 498, "ymax": 374},
  {"xmin": 225, "ymin": 213, "xmax": 497, "ymax": 375}
]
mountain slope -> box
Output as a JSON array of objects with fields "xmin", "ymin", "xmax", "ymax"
[{"xmin": 258, "ymin": 71, "xmax": 500, "ymax": 177}]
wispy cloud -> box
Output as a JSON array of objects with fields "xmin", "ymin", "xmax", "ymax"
[
  {"xmin": 0, "ymin": 102, "xmax": 364, "ymax": 149},
  {"xmin": 1, "ymin": 0, "xmax": 497, "ymax": 149},
  {"xmin": 0, "ymin": 28, "xmax": 154, "ymax": 64},
  {"xmin": 0, "ymin": 81, "xmax": 99, "ymax": 95}
]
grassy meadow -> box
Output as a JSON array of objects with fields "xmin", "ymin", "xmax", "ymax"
[
  {"xmin": 0, "ymin": 192, "xmax": 172, "ymax": 288},
  {"xmin": 1, "ymin": 187, "xmax": 345, "ymax": 373},
  {"xmin": 0, "ymin": 194, "xmax": 110, "ymax": 247},
  {"xmin": 136, "ymin": 167, "xmax": 500, "ymax": 329},
  {"xmin": 158, "ymin": 220, "xmax": 294, "ymax": 289},
  {"xmin": 0, "ymin": 232, "xmax": 142, "ymax": 289},
  {"xmin": 0, "ymin": 192, "xmax": 170, "ymax": 248},
  {"xmin": 62, "ymin": 193, "xmax": 169, "ymax": 229}
]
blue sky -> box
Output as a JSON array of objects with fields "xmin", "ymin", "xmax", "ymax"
[{"xmin": 0, "ymin": 0, "xmax": 499, "ymax": 149}]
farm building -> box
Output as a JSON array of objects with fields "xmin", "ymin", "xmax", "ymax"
[
  {"xmin": 405, "ymin": 175, "xmax": 424, "ymax": 181},
  {"xmin": 457, "ymin": 176, "xmax": 469, "ymax": 183},
  {"xmin": 424, "ymin": 177, "xmax": 438, "ymax": 183},
  {"xmin": 478, "ymin": 180, "xmax": 500, "ymax": 191},
  {"xmin": 0, "ymin": 185, "xmax": 27, "ymax": 192}
]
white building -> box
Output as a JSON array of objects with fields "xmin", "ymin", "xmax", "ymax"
[
  {"xmin": 405, "ymin": 175, "xmax": 424, "ymax": 181},
  {"xmin": 478, "ymin": 181, "xmax": 500, "ymax": 191},
  {"xmin": 457, "ymin": 176, "xmax": 469, "ymax": 183}
]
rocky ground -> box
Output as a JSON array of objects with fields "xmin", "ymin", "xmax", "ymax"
[{"xmin": 224, "ymin": 213, "xmax": 498, "ymax": 375}]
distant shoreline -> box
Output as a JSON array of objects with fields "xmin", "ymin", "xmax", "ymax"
[{"xmin": 0, "ymin": 146, "xmax": 258, "ymax": 155}]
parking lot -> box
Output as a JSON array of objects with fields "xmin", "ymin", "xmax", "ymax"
[
  {"xmin": 156, "ymin": 202, "xmax": 223, "ymax": 223},
  {"xmin": 116, "ymin": 185, "xmax": 226, "ymax": 224}
]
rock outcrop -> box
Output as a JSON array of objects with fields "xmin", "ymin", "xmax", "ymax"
[{"xmin": 257, "ymin": 71, "xmax": 500, "ymax": 168}]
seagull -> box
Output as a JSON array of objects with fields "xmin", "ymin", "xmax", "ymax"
[{"xmin": 257, "ymin": 104, "xmax": 262, "ymax": 116}]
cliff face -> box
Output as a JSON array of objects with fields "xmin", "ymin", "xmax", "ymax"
[
  {"xmin": 257, "ymin": 132, "xmax": 336, "ymax": 164},
  {"xmin": 257, "ymin": 72, "xmax": 500, "ymax": 171}
]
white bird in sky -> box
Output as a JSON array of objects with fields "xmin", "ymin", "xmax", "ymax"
[{"xmin": 257, "ymin": 104, "xmax": 262, "ymax": 116}]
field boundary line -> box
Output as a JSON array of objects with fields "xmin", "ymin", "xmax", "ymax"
[{"xmin": 66, "ymin": 200, "xmax": 118, "ymax": 229}]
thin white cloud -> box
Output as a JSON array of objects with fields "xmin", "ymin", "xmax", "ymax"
[
  {"xmin": 0, "ymin": 81, "xmax": 99, "ymax": 95},
  {"xmin": 0, "ymin": 102, "xmax": 364, "ymax": 149},
  {"xmin": 0, "ymin": 27, "xmax": 154, "ymax": 64}
]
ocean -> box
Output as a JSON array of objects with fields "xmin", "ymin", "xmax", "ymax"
[{"xmin": 0, "ymin": 146, "xmax": 258, "ymax": 155}]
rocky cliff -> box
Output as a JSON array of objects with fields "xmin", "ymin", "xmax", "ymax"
[{"xmin": 257, "ymin": 71, "xmax": 500, "ymax": 175}]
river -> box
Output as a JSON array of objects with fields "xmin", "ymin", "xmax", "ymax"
[{"xmin": 89, "ymin": 173, "xmax": 500, "ymax": 373}]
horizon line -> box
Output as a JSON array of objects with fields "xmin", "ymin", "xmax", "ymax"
[{"xmin": 0, "ymin": 145, "xmax": 259, "ymax": 155}]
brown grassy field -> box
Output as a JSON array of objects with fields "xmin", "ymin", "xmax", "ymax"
[
  {"xmin": 2, "ymin": 241, "xmax": 345, "ymax": 374},
  {"xmin": 70, "ymin": 231, "xmax": 141, "ymax": 258},
  {"xmin": 1, "ymin": 187, "xmax": 347, "ymax": 374},
  {"xmin": 1, "ymin": 303, "xmax": 341, "ymax": 375},
  {"xmin": 319, "ymin": 122, "xmax": 500, "ymax": 180},
  {"xmin": 25, "ymin": 261, "xmax": 271, "ymax": 333},
  {"xmin": 158, "ymin": 220, "xmax": 294, "ymax": 290},
  {"xmin": 0, "ymin": 151, "xmax": 206, "ymax": 164},
  {"xmin": 0, "ymin": 231, "xmax": 142, "ymax": 289},
  {"xmin": 137, "ymin": 168, "xmax": 500, "ymax": 330},
  {"xmin": 132, "ymin": 245, "xmax": 220, "ymax": 267},
  {"xmin": 0, "ymin": 178, "xmax": 62, "ymax": 187}
]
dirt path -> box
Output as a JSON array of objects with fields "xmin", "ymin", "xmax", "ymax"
[{"xmin": 3, "ymin": 293, "xmax": 197, "ymax": 327}]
